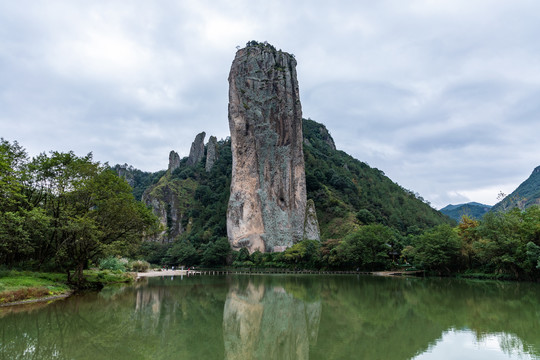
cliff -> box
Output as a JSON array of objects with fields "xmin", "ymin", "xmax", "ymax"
[{"xmin": 227, "ymin": 42, "xmax": 316, "ymax": 253}]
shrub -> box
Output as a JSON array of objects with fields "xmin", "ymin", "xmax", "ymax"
[
  {"xmin": 99, "ymin": 257, "xmax": 127, "ymax": 272},
  {"xmin": 130, "ymin": 260, "xmax": 150, "ymax": 272}
]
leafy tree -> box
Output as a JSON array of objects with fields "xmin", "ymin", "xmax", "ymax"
[
  {"xmin": 283, "ymin": 240, "xmax": 321, "ymax": 269},
  {"xmin": 201, "ymin": 237, "xmax": 231, "ymax": 266},
  {"xmin": 338, "ymin": 224, "xmax": 395, "ymax": 271},
  {"xmin": 165, "ymin": 240, "xmax": 199, "ymax": 267},
  {"xmin": 404, "ymin": 224, "xmax": 461, "ymax": 274},
  {"xmin": 24, "ymin": 151, "xmax": 157, "ymax": 285}
]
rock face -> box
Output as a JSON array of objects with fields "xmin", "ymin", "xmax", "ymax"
[
  {"xmin": 319, "ymin": 125, "xmax": 336, "ymax": 150},
  {"xmin": 187, "ymin": 132, "xmax": 206, "ymax": 166},
  {"xmin": 168, "ymin": 151, "xmax": 181, "ymax": 172},
  {"xmin": 114, "ymin": 164, "xmax": 135, "ymax": 187},
  {"xmin": 205, "ymin": 136, "xmax": 218, "ymax": 172},
  {"xmin": 227, "ymin": 42, "xmax": 317, "ymax": 253},
  {"xmin": 303, "ymin": 199, "xmax": 320, "ymax": 241}
]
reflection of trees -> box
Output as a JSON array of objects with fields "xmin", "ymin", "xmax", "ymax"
[
  {"xmin": 313, "ymin": 276, "xmax": 540, "ymax": 360},
  {"xmin": 1, "ymin": 275, "xmax": 539, "ymax": 360},
  {"xmin": 0, "ymin": 277, "xmax": 229, "ymax": 359},
  {"xmin": 223, "ymin": 276, "xmax": 322, "ymax": 360}
]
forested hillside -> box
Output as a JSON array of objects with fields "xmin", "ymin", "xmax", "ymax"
[
  {"xmin": 114, "ymin": 119, "xmax": 453, "ymax": 265},
  {"xmin": 440, "ymin": 202, "xmax": 492, "ymax": 221},
  {"xmin": 492, "ymin": 166, "xmax": 540, "ymax": 212},
  {"xmin": 302, "ymin": 119, "xmax": 453, "ymax": 238}
]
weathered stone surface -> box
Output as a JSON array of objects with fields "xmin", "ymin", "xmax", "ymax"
[
  {"xmin": 205, "ymin": 136, "xmax": 218, "ymax": 172},
  {"xmin": 168, "ymin": 150, "xmax": 181, "ymax": 172},
  {"xmin": 303, "ymin": 199, "xmax": 320, "ymax": 241},
  {"xmin": 319, "ymin": 125, "xmax": 336, "ymax": 150},
  {"xmin": 141, "ymin": 174, "xmax": 197, "ymax": 243},
  {"xmin": 227, "ymin": 42, "xmax": 318, "ymax": 253},
  {"xmin": 114, "ymin": 163, "xmax": 135, "ymax": 187},
  {"xmin": 187, "ymin": 132, "xmax": 206, "ymax": 166}
]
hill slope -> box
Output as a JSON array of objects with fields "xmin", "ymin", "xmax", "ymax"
[
  {"xmin": 440, "ymin": 202, "xmax": 492, "ymax": 221},
  {"xmin": 115, "ymin": 119, "xmax": 453, "ymax": 247},
  {"xmin": 491, "ymin": 166, "xmax": 540, "ymax": 212}
]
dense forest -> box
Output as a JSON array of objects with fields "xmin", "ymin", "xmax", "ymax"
[{"xmin": 2, "ymin": 117, "xmax": 540, "ymax": 281}]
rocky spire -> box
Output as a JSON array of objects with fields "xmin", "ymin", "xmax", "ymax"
[
  {"xmin": 187, "ymin": 132, "xmax": 206, "ymax": 166},
  {"xmin": 168, "ymin": 150, "xmax": 181, "ymax": 172},
  {"xmin": 227, "ymin": 42, "xmax": 318, "ymax": 253},
  {"xmin": 303, "ymin": 199, "xmax": 320, "ymax": 241},
  {"xmin": 205, "ymin": 136, "xmax": 218, "ymax": 172}
]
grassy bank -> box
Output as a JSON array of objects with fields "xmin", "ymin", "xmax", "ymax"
[{"xmin": 0, "ymin": 270, "xmax": 134, "ymax": 306}]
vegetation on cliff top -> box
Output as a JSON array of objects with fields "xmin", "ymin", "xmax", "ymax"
[{"xmin": 492, "ymin": 166, "xmax": 540, "ymax": 212}]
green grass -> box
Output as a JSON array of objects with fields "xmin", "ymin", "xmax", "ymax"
[
  {"xmin": 0, "ymin": 271, "xmax": 71, "ymax": 304},
  {"xmin": 0, "ymin": 270, "xmax": 133, "ymax": 305}
]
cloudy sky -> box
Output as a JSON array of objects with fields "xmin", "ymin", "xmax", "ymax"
[{"xmin": 1, "ymin": 0, "xmax": 539, "ymax": 209}]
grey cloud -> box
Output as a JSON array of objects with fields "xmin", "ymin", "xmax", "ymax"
[{"xmin": 2, "ymin": 0, "xmax": 540, "ymax": 208}]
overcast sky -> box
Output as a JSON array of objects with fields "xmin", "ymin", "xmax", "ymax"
[{"xmin": 1, "ymin": 0, "xmax": 539, "ymax": 209}]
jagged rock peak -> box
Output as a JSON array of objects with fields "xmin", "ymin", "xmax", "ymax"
[
  {"xmin": 205, "ymin": 136, "xmax": 218, "ymax": 172},
  {"xmin": 227, "ymin": 41, "xmax": 319, "ymax": 253},
  {"xmin": 168, "ymin": 150, "xmax": 181, "ymax": 172},
  {"xmin": 319, "ymin": 125, "xmax": 336, "ymax": 150},
  {"xmin": 114, "ymin": 163, "xmax": 135, "ymax": 187},
  {"xmin": 187, "ymin": 132, "xmax": 206, "ymax": 166},
  {"xmin": 303, "ymin": 199, "xmax": 320, "ymax": 241}
]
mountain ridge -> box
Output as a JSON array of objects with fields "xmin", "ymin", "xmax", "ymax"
[
  {"xmin": 491, "ymin": 165, "xmax": 540, "ymax": 212},
  {"xmin": 114, "ymin": 118, "xmax": 453, "ymax": 248},
  {"xmin": 440, "ymin": 202, "xmax": 492, "ymax": 221}
]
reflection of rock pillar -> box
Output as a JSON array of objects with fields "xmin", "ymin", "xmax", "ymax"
[
  {"xmin": 223, "ymin": 279, "xmax": 321, "ymax": 360},
  {"xmin": 223, "ymin": 282, "xmax": 265, "ymax": 360}
]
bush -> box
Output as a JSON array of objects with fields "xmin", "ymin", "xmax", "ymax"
[
  {"xmin": 99, "ymin": 257, "xmax": 127, "ymax": 272},
  {"xmin": 130, "ymin": 260, "xmax": 150, "ymax": 272}
]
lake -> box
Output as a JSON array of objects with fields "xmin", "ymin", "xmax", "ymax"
[{"xmin": 1, "ymin": 274, "xmax": 539, "ymax": 359}]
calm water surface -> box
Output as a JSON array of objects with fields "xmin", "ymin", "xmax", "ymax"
[{"xmin": 1, "ymin": 274, "xmax": 539, "ymax": 359}]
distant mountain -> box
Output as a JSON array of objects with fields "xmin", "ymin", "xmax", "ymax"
[
  {"xmin": 440, "ymin": 202, "xmax": 492, "ymax": 221},
  {"xmin": 491, "ymin": 166, "xmax": 540, "ymax": 212}
]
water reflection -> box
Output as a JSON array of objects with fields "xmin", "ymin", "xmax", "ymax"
[
  {"xmin": 413, "ymin": 329, "xmax": 537, "ymax": 360},
  {"xmin": 0, "ymin": 275, "xmax": 539, "ymax": 360},
  {"xmin": 223, "ymin": 277, "xmax": 321, "ymax": 360}
]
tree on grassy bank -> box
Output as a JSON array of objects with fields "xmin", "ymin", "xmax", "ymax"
[{"xmin": 0, "ymin": 139, "xmax": 158, "ymax": 287}]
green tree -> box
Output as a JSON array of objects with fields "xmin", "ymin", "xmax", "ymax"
[
  {"xmin": 165, "ymin": 240, "xmax": 199, "ymax": 267},
  {"xmin": 405, "ymin": 224, "xmax": 461, "ymax": 274},
  {"xmin": 338, "ymin": 224, "xmax": 394, "ymax": 271},
  {"xmin": 201, "ymin": 237, "xmax": 231, "ymax": 266},
  {"xmin": 27, "ymin": 151, "xmax": 157, "ymax": 285}
]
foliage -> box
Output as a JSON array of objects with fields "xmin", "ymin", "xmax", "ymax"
[
  {"xmin": 491, "ymin": 166, "xmax": 540, "ymax": 212},
  {"xmin": 201, "ymin": 237, "xmax": 231, "ymax": 266},
  {"xmin": 283, "ymin": 240, "xmax": 321, "ymax": 269},
  {"xmin": 302, "ymin": 119, "xmax": 454, "ymax": 239},
  {"xmin": 130, "ymin": 260, "xmax": 150, "ymax": 272},
  {"xmin": 337, "ymin": 224, "xmax": 396, "ymax": 271},
  {"xmin": 0, "ymin": 139, "xmax": 158, "ymax": 287},
  {"xmin": 164, "ymin": 240, "xmax": 199, "ymax": 267},
  {"xmin": 404, "ymin": 224, "xmax": 462, "ymax": 274},
  {"xmin": 99, "ymin": 257, "xmax": 128, "ymax": 272}
]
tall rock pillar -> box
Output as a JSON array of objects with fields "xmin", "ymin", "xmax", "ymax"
[{"xmin": 227, "ymin": 42, "xmax": 312, "ymax": 253}]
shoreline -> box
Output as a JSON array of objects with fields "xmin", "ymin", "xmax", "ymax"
[
  {"xmin": 136, "ymin": 270, "xmax": 198, "ymax": 278},
  {"xmin": 0, "ymin": 291, "xmax": 73, "ymax": 308}
]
